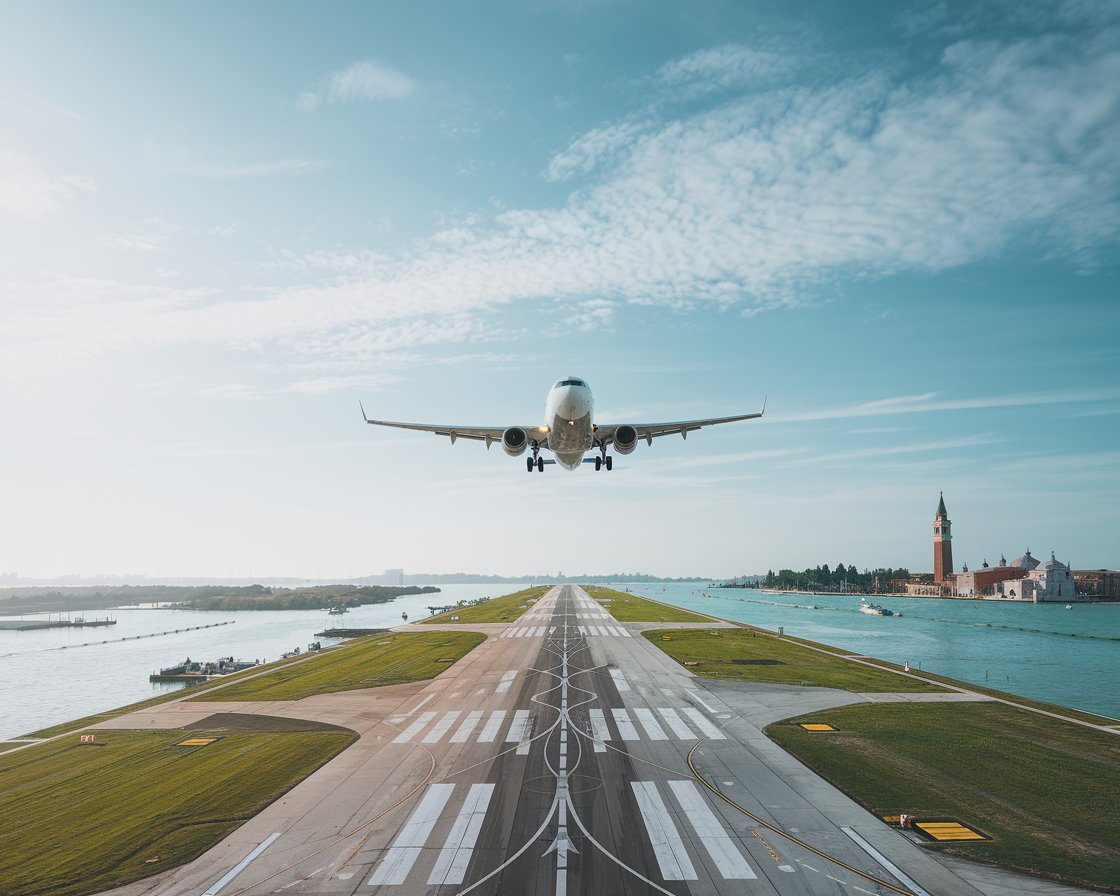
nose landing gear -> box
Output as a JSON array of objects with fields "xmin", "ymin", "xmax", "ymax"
[{"xmin": 526, "ymin": 443, "xmax": 544, "ymax": 472}]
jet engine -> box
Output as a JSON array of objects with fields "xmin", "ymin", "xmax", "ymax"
[
  {"xmin": 612, "ymin": 424, "xmax": 638, "ymax": 455},
  {"xmin": 502, "ymin": 427, "xmax": 529, "ymax": 457}
]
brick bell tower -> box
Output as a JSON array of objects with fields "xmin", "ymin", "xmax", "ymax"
[{"xmin": 933, "ymin": 492, "xmax": 953, "ymax": 584}]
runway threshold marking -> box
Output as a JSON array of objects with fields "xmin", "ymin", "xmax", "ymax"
[
  {"xmin": 450, "ymin": 709, "xmax": 484, "ymax": 743},
  {"xmin": 631, "ymin": 781, "xmax": 698, "ymax": 880},
  {"xmin": 588, "ymin": 708, "xmax": 610, "ymax": 751},
  {"xmin": 495, "ymin": 670, "xmax": 517, "ymax": 694},
  {"xmin": 611, "ymin": 708, "xmax": 641, "ymax": 741},
  {"xmin": 202, "ymin": 831, "xmax": 281, "ymax": 896},
  {"xmin": 368, "ymin": 784, "xmax": 455, "ymax": 885},
  {"xmin": 426, "ymin": 783, "xmax": 496, "ymax": 885},
  {"xmin": 393, "ymin": 711, "xmax": 437, "ymax": 743},
  {"xmin": 668, "ymin": 780, "xmax": 756, "ymax": 879},
  {"xmin": 477, "ymin": 709, "xmax": 506, "ymax": 742},
  {"xmin": 608, "ymin": 668, "xmax": 631, "ymax": 691},
  {"xmin": 634, "ymin": 708, "xmax": 669, "ymax": 740},
  {"xmin": 422, "ymin": 711, "xmax": 461, "ymax": 744},
  {"xmin": 682, "ymin": 707, "xmax": 726, "ymax": 740},
  {"xmin": 686, "ymin": 689, "xmax": 720, "ymax": 713}
]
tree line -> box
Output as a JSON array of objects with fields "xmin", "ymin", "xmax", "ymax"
[{"xmin": 763, "ymin": 564, "xmax": 911, "ymax": 594}]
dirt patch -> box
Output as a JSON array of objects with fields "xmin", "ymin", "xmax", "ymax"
[{"xmin": 184, "ymin": 713, "xmax": 352, "ymax": 734}]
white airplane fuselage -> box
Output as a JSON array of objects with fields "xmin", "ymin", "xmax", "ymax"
[{"xmin": 543, "ymin": 380, "xmax": 595, "ymax": 470}]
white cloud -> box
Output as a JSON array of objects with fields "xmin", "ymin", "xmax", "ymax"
[
  {"xmin": 546, "ymin": 118, "xmax": 651, "ymax": 181},
  {"xmin": 207, "ymin": 224, "xmax": 236, "ymax": 237},
  {"xmin": 297, "ymin": 60, "xmax": 416, "ymax": 112},
  {"xmin": 0, "ymin": 152, "xmax": 93, "ymax": 219},
  {"xmin": 654, "ymin": 43, "xmax": 801, "ymax": 98}
]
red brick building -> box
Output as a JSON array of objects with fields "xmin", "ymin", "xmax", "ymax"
[{"xmin": 933, "ymin": 493, "xmax": 953, "ymax": 584}]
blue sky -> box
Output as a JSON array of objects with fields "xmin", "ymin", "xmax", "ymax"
[{"xmin": 1, "ymin": 0, "xmax": 1117, "ymax": 579}]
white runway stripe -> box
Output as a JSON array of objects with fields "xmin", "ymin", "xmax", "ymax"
[
  {"xmin": 611, "ymin": 708, "xmax": 641, "ymax": 741},
  {"xmin": 631, "ymin": 781, "xmax": 697, "ymax": 881},
  {"xmin": 668, "ymin": 780, "xmax": 756, "ymax": 879},
  {"xmin": 478, "ymin": 709, "xmax": 506, "ymax": 742},
  {"xmin": 368, "ymin": 784, "xmax": 455, "ymax": 885},
  {"xmin": 393, "ymin": 711, "xmax": 437, "ymax": 744},
  {"xmin": 609, "ymin": 668, "xmax": 630, "ymax": 691},
  {"xmin": 682, "ymin": 707, "xmax": 726, "ymax": 740},
  {"xmin": 422, "ymin": 710, "xmax": 461, "ymax": 744},
  {"xmin": 657, "ymin": 707, "xmax": 696, "ymax": 739},
  {"xmin": 450, "ymin": 710, "xmax": 483, "ymax": 743},
  {"xmin": 506, "ymin": 709, "xmax": 531, "ymax": 742},
  {"xmin": 427, "ymin": 783, "xmax": 496, "ymax": 886},
  {"xmin": 588, "ymin": 709, "xmax": 609, "ymax": 752},
  {"xmin": 634, "ymin": 707, "xmax": 668, "ymax": 740},
  {"xmin": 495, "ymin": 670, "xmax": 517, "ymax": 695}
]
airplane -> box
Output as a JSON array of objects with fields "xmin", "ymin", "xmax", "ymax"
[{"xmin": 361, "ymin": 376, "xmax": 766, "ymax": 472}]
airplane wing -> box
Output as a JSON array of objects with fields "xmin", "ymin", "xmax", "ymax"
[
  {"xmin": 595, "ymin": 399, "xmax": 766, "ymax": 446},
  {"xmin": 360, "ymin": 403, "xmax": 544, "ymax": 447}
]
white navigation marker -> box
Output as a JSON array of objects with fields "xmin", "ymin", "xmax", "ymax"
[
  {"xmin": 495, "ymin": 670, "xmax": 517, "ymax": 695},
  {"xmin": 477, "ymin": 709, "xmax": 506, "ymax": 742},
  {"xmin": 611, "ymin": 708, "xmax": 641, "ymax": 741},
  {"xmin": 631, "ymin": 781, "xmax": 697, "ymax": 880},
  {"xmin": 609, "ymin": 668, "xmax": 631, "ymax": 691},
  {"xmin": 422, "ymin": 710, "xmax": 461, "ymax": 744},
  {"xmin": 369, "ymin": 784, "xmax": 455, "ymax": 885},
  {"xmin": 393, "ymin": 711, "xmax": 437, "ymax": 744},
  {"xmin": 634, "ymin": 708, "xmax": 668, "ymax": 740},
  {"xmin": 668, "ymin": 780, "xmax": 756, "ymax": 879},
  {"xmin": 588, "ymin": 708, "xmax": 609, "ymax": 752},
  {"xmin": 657, "ymin": 707, "xmax": 696, "ymax": 740},
  {"xmin": 427, "ymin": 783, "xmax": 497, "ymax": 885},
  {"xmin": 682, "ymin": 707, "xmax": 726, "ymax": 740},
  {"xmin": 450, "ymin": 710, "xmax": 484, "ymax": 743}
]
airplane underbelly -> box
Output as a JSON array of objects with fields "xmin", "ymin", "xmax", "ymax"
[{"xmin": 549, "ymin": 412, "xmax": 592, "ymax": 469}]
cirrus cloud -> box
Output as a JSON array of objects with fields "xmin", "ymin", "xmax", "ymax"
[{"xmin": 296, "ymin": 60, "xmax": 417, "ymax": 112}]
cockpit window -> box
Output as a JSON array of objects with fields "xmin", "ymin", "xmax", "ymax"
[{"xmin": 557, "ymin": 378, "xmax": 586, "ymax": 387}]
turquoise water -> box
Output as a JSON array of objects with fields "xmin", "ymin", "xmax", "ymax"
[
  {"xmin": 622, "ymin": 583, "xmax": 1120, "ymax": 720},
  {"xmin": 3, "ymin": 581, "xmax": 1117, "ymax": 740}
]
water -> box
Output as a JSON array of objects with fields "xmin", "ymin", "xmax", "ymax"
[
  {"xmin": 622, "ymin": 583, "xmax": 1120, "ymax": 720},
  {"xmin": 3, "ymin": 582, "xmax": 1117, "ymax": 739},
  {"xmin": 0, "ymin": 584, "xmax": 504, "ymax": 740}
]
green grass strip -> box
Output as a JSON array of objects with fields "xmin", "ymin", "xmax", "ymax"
[
  {"xmin": 420, "ymin": 586, "xmax": 550, "ymax": 624},
  {"xmin": 0, "ymin": 728, "xmax": 354, "ymax": 896},
  {"xmin": 767, "ymin": 702, "xmax": 1120, "ymax": 894},
  {"xmin": 645, "ymin": 627, "xmax": 947, "ymax": 692},
  {"xmin": 585, "ymin": 586, "xmax": 713, "ymax": 623},
  {"xmin": 189, "ymin": 630, "xmax": 485, "ymax": 701}
]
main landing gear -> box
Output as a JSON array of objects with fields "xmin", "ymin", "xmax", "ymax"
[
  {"xmin": 593, "ymin": 443, "xmax": 613, "ymax": 471},
  {"xmin": 526, "ymin": 444, "xmax": 544, "ymax": 473}
]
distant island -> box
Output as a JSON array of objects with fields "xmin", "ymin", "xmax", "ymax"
[{"xmin": 0, "ymin": 584, "xmax": 440, "ymax": 615}]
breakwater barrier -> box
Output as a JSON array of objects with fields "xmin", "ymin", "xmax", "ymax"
[{"xmin": 0, "ymin": 621, "xmax": 236, "ymax": 658}]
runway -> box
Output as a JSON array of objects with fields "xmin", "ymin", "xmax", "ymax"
[{"xmin": 102, "ymin": 585, "xmax": 996, "ymax": 896}]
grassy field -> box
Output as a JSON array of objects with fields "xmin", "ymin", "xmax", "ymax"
[
  {"xmin": 584, "ymin": 587, "xmax": 712, "ymax": 623},
  {"xmin": 645, "ymin": 627, "xmax": 947, "ymax": 692},
  {"xmin": 420, "ymin": 586, "xmax": 550, "ymax": 624},
  {"xmin": 767, "ymin": 702, "xmax": 1120, "ymax": 893},
  {"xmin": 0, "ymin": 727, "xmax": 354, "ymax": 896},
  {"xmin": 190, "ymin": 630, "xmax": 485, "ymax": 701}
]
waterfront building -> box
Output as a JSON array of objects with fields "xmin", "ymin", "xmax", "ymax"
[
  {"xmin": 1074, "ymin": 569, "xmax": 1120, "ymax": 599},
  {"xmin": 1029, "ymin": 552, "xmax": 1076, "ymax": 602},
  {"xmin": 933, "ymin": 493, "xmax": 954, "ymax": 584},
  {"xmin": 953, "ymin": 556, "xmax": 1029, "ymax": 598}
]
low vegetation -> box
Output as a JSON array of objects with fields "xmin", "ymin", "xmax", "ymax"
[
  {"xmin": 0, "ymin": 727, "xmax": 354, "ymax": 896},
  {"xmin": 645, "ymin": 627, "xmax": 946, "ymax": 692},
  {"xmin": 421, "ymin": 586, "xmax": 550, "ymax": 624},
  {"xmin": 767, "ymin": 702, "xmax": 1120, "ymax": 894},
  {"xmin": 584, "ymin": 587, "xmax": 712, "ymax": 623},
  {"xmin": 190, "ymin": 630, "xmax": 485, "ymax": 701}
]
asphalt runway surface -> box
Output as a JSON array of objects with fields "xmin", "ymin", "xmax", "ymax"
[{"xmin": 103, "ymin": 585, "xmax": 1004, "ymax": 896}]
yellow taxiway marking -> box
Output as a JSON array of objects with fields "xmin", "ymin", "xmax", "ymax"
[
  {"xmin": 176, "ymin": 738, "xmax": 219, "ymax": 747},
  {"xmin": 915, "ymin": 821, "xmax": 986, "ymax": 841},
  {"xmin": 799, "ymin": 723, "xmax": 836, "ymax": 731}
]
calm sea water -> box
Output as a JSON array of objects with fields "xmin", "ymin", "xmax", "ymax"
[
  {"xmin": 623, "ymin": 583, "xmax": 1120, "ymax": 720},
  {"xmin": 2, "ymin": 582, "xmax": 1117, "ymax": 740},
  {"xmin": 0, "ymin": 584, "xmax": 502, "ymax": 740}
]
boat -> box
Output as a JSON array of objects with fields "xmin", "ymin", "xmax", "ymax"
[
  {"xmin": 859, "ymin": 599, "xmax": 895, "ymax": 617},
  {"xmin": 1065, "ymin": 604, "xmax": 1073, "ymax": 610},
  {"xmin": 401, "ymin": 612, "xmax": 409, "ymax": 621},
  {"xmin": 327, "ymin": 605, "xmax": 348, "ymax": 615}
]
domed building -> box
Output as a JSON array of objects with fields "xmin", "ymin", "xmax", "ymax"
[{"xmin": 1030, "ymin": 552, "xmax": 1075, "ymax": 602}]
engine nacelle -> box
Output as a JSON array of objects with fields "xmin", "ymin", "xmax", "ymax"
[
  {"xmin": 612, "ymin": 424, "xmax": 638, "ymax": 455},
  {"xmin": 502, "ymin": 427, "xmax": 529, "ymax": 457}
]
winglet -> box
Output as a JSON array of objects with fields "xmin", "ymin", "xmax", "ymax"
[
  {"xmin": 760, "ymin": 395, "xmax": 767, "ymax": 416},
  {"xmin": 359, "ymin": 400, "xmax": 370, "ymax": 423}
]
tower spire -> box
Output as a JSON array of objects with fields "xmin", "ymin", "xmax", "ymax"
[{"xmin": 936, "ymin": 491, "xmax": 948, "ymax": 518}]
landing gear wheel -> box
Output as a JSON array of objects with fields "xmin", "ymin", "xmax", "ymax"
[
  {"xmin": 526, "ymin": 457, "xmax": 534, "ymax": 473},
  {"xmin": 594, "ymin": 457, "xmax": 602, "ymax": 471},
  {"xmin": 605, "ymin": 456, "xmax": 613, "ymax": 471},
  {"xmin": 536, "ymin": 457, "xmax": 545, "ymax": 472}
]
